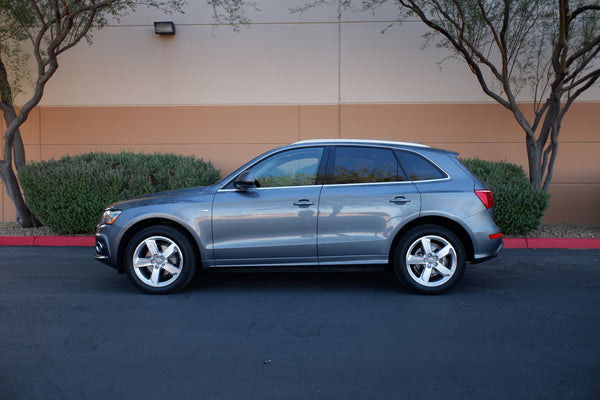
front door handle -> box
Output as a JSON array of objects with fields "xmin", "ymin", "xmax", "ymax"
[
  {"xmin": 293, "ymin": 199, "xmax": 314, "ymax": 206},
  {"xmin": 389, "ymin": 196, "xmax": 411, "ymax": 204}
]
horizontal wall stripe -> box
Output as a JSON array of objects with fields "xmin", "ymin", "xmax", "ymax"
[{"xmin": 2, "ymin": 103, "xmax": 599, "ymax": 223}]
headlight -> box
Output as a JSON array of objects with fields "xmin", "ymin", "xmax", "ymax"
[{"xmin": 99, "ymin": 209, "xmax": 122, "ymax": 226}]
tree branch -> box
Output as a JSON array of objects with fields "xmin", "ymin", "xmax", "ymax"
[
  {"xmin": 57, "ymin": 9, "xmax": 98, "ymax": 55},
  {"xmin": 428, "ymin": 1, "xmax": 506, "ymax": 83},
  {"xmin": 399, "ymin": 0, "xmax": 511, "ymax": 109},
  {"xmin": 560, "ymin": 72, "xmax": 600, "ymax": 119},
  {"xmin": 477, "ymin": 0, "xmax": 504, "ymax": 59},
  {"xmin": 563, "ymin": 65, "xmax": 600, "ymax": 93},
  {"xmin": 531, "ymin": 100, "xmax": 551, "ymax": 133},
  {"xmin": 564, "ymin": 45, "xmax": 600, "ymax": 84},
  {"xmin": 565, "ymin": 35, "xmax": 600, "ymax": 68},
  {"xmin": 0, "ymin": 57, "xmax": 14, "ymax": 106},
  {"xmin": 570, "ymin": 4, "xmax": 600, "ymax": 20}
]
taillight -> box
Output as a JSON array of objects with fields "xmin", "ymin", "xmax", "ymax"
[{"xmin": 475, "ymin": 189, "xmax": 494, "ymax": 209}]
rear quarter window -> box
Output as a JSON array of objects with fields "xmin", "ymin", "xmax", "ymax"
[{"xmin": 396, "ymin": 150, "xmax": 447, "ymax": 181}]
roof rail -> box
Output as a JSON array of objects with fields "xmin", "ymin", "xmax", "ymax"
[{"xmin": 293, "ymin": 138, "xmax": 429, "ymax": 148}]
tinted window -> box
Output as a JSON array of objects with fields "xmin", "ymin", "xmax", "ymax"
[
  {"xmin": 252, "ymin": 147, "xmax": 324, "ymax": 187},
  {"xmin": 396, "ymin": 151, "xmax": 446, "ymax": 181},
  {"xmin": 332, "ymin": 147, "xmax": 404, "ymax": 184}
]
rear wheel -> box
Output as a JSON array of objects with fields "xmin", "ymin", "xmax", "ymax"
[
  {"xmin": 124, "ymin": 225, "xmax": 197, "ymax": 294},
  {"xmin": 393, "ymin": 225, "xmax": 466, "ymax": 294}
]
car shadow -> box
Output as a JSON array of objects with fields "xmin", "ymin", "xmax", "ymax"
[{"xmin": 185, "ymin": 268, "xmax": 405, "ymax": 294}]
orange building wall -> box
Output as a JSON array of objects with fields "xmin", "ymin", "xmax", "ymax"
[{"xmin": 2, "ymin": 103, "xmax": 599, "ymax": 223}]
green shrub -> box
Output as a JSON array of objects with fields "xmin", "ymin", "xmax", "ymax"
[
  {"xmin": 461, "ymin": 158, "xmax": 550, "ymax": 235},
  {"xmin": 19, "ymin": 152, "xmax": 220, "ymax": 234}
]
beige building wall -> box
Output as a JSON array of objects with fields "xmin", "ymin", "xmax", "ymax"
[
  {"xmin": 2, "ymin": 103, "xmax": 599, "ymax": 223},
  {"xmin": 2, "ymin": 0, "xmax": 599, "ymax": 224}
]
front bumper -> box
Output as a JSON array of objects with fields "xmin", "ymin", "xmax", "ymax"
[{"xmin": 94, "ymin": 233, "xmax": 117, "ymax": 269}]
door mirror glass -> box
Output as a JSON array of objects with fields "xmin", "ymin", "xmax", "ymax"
[{"xmin": 234, "ymin": 170, "xmax": 256, "ymax": 190}]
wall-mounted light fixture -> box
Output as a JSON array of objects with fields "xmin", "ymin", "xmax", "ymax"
[{"xmin": 154, "ymin": 21, "xmax": 176, "ymax": 35}]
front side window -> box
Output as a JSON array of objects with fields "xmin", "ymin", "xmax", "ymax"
[
  {"xmin": 331, "ymin": 146, "xmax": 404, "ymax": 184},
  {"xmin": 252, "ymin": 147, "xmax": 324, "ymax": 187}
]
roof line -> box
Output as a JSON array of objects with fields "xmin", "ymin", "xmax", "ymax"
[{"xmin": 293, "ymin": 139, "xmax": 429, "ymax": 148}]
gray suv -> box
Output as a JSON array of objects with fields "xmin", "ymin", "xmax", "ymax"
[{"xmin": 95, "ymin": 139, "xmax": 503, "ymax": 294}]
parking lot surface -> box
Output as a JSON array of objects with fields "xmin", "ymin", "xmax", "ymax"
[{"xmin": 1, "ymin": 247, "xmax": 599, "ymax": 400}]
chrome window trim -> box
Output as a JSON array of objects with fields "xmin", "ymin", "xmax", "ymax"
[
  {"xmin": 218, "ymin": 177, "xmax": 450, "ymax": 191},
  {"xmin": 218, "ymin": 184, "xmax": 324, "ymax": 192},
  {"xmin": 322, "ymin": 176, "xmax": 450, "ymax": 187}
]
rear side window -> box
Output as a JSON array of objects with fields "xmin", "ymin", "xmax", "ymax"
[
  {"xmin": 396, "ymin": 150, "xmax": 447, "ymax": 181},
  {"xmin": 331, "ymin": 146, "xmax": 406, "ymax": 184}
]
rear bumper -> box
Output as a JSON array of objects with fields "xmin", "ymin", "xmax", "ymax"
[
  {"xmin": 471, "ymin": 235, "xmax": 504, "ymax": 264},
  {"xmin": 471, "ymin": 238, "xmax": 503, "ymax": 264}
]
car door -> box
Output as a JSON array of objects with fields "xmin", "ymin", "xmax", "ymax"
[
  {"xmin": 317, "ymin": 146, "xmax": 421, "ymax": 265},
  {"xmin": 212, "ymin": 147, "xmax": 325, "ymax": 267}
]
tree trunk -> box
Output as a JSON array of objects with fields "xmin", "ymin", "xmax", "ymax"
[
  {"xmin": 525, "ymin": 135, "xmax": 543, "ymax": 190},
  {"xmin": 0, "ymin": 160, "xmax": 38, "ymax": 227},
  {"xmin": 12, "ymin": 128, "xmax": 26, "ymax": 172},
  {"xmin": 2, "ymin": 107, "xmax": 26, "ymax": 171},
  {"xmin": 525, "ymin": 102, "xmax": 562, "ymax": 193},
  {"xmin": 1, "ymin": 107, "xmax": 39, "ymax": 227}
]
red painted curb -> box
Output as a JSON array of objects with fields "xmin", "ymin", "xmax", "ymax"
[
  {"xmin": 502, "ymin": 238, "xmax": 528, "ymax": 249},
  {"xmin": 0, "ymin": 236, "xmax": 598, "ymax": 249},
  {"xmin": 503, "ymin": 238, "xmax": 600, "ymax": 249},
  {"xmin": 0, "ymin": 236, "xmax": 36, "ymax": 246},
  {"xmin": 0, "ymin": 236, "xmax": 95, "ymax": 247}
]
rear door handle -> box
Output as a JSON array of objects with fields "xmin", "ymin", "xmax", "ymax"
[
  {"xmin": 293, "ymin": 199, "xmax": 315, "ymax": 206},
  {"xmin": 389, "ymin": 196, "xmax": 411, "ymax": 204}
]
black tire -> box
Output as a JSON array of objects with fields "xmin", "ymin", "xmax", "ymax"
[
  {"xmin": 393, "ymin": 224, "xmax": 466, "ymax": 294},
  {"xmin": 124, "ymin": 225, "xmax": 197, "ymax": 294}
]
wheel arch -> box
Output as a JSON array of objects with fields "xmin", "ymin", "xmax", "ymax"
[
  {"xmin": 116, "ymin": 218, "xmax": 202, "ymax": 274},
  {"xmin": 390, "ymin": 216, "xmax": 475, "ymax": 265}
]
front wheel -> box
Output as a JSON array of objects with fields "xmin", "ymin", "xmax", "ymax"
[
  {"xmin": 393, "ymin": 225, "xmax": 466, "ymax": 294},
  {"xmin": 124, "ymin": 225, "xmax": 197, "ymax": 294}
]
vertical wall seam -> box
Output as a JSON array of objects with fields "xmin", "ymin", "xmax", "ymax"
[
  {"xmin": 38, "ymin": 107, "xmax": 42, "ymax": 160},
  {"xmin": 1, "ymin": 111, "xmax": 5, "ymax": 220},
  {"xmin": 338, "ymin": 0, "xmax": 342, "ymax": 138},
  {"xmin": 298, "ymin": 104, "xmax": 301, "ymax": 141}
]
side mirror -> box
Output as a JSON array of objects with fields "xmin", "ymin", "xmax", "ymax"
[{"xmin": 234, "ymin": 170, "xmax": 256, "ymax": 190}]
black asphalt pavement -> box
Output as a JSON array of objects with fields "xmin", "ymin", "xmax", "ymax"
[{"xmin": 1, "ymin": 247, "xmax": 599, "ymax": 400}]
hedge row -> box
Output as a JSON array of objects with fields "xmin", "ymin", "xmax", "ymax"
[
  {"xmin": 18, "ymin": 151, "xmax": 548, "ymax": 236},
  {"xmin": 18, "ymin": 152, "xmax": 220, "ymax": 234},
  {"xmin": 461, "ymin": 158, "xmax": 550, "ymax": 235}
]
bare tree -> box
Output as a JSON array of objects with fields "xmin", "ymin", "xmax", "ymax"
[
  {"xmin": 0, "ymin": 0, "xmax": 185, "ymax": 227},
  {"xmin": 300, "ymin": 0, "xmax": 600, "ymax": 191},
  {"xmin": 0, "ymin": 0, "xmax": 252, "ymax": 227}
]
